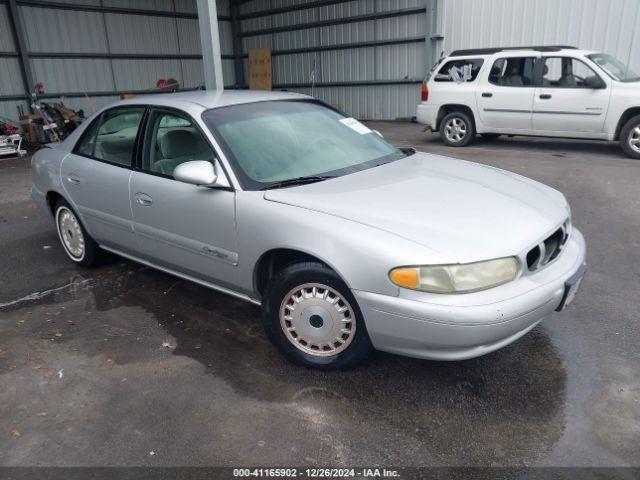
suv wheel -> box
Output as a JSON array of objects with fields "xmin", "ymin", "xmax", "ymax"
[
  {"xmin": 440, "ymin": 111, "xmax": 475, "ymax": 147},
  {"xmin": 620, "ymin": 115, "xmax": 640, "ymax": 159},
  {"xmin": 261, "ymin": 262, "xmax": 373, "ymax": 370},
  {"xmin": 54, "ymin": 199, "xmax": 102, "ymax": 267}
]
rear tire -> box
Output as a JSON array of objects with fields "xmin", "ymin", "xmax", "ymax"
[
  {"xmin": 261, "ymin": 261, "xmax": 373, "ymax": 370},
  {"xmin": 54, "ymin": 199, "xmax": 102, "ymax": 267},
  {"xmin": 620, "ymin": 115, "xmax": 640, "ymax": 159},
  {"xmin": 440, "ymin": 111, "xmax": 475, "ymax": 147}
]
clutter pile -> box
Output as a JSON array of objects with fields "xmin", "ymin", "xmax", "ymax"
[
  {"xmin": 0, "ymin": 117, "xmax": 26, "ymax": 158},
  {"xmin": 18, "ymin": 101, "xmax": 84, "ymax": 147}
]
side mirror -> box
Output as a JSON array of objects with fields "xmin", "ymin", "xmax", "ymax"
[
  {"xmin": 584, "ymin": 76, "xmax": 606, "ymax": 89},
  {"xmin": 173, "ymin": 160, "xmax": 230, "ymax": 188}
]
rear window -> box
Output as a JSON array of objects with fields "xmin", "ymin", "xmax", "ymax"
[{"xmin": 434, "ymin": 58, "xmax": 484, "ymax": 82}]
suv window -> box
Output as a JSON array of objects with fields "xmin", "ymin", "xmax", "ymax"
[
  {"xmin": 143, "ymin": 109, "xmax": 214, "ymax": 176},
  {"xmin": 75, "ymin": 107, "xmax": 145, "ymax": 167},
  {"xmin": 434, "ymin": 59, "xmax": 484, "ymax": 82},
  {"xmin": 542, "ymin": 57, "xmax": 603, "ymax": 88},
  {"xmin": 489, "ymin": 57, "xmax": 536, "ymax": 87}
]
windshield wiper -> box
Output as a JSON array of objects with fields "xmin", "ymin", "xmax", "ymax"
[
  {"xmin": 260, "ymin": 175, "xmax": 335, "ymax": 190},
  {"xmin": 400, "ymin": 147, "xmax": 417, "ymax": 156}
]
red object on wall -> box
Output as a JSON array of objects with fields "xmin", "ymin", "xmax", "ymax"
[{"xmin": 157, "ymin": 79, "xmax": 169, "ymax": 92}]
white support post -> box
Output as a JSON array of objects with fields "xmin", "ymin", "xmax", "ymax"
[{"xmin": 197, "ymin": 0, "xmax": 224, "ymax": 91}]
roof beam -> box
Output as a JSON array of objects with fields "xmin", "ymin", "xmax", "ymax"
[
  {"xmin": 240, "ymin": 7, "xmax": 427, "ymax": 37},
  {"xmin": 16, "ymin": 0, "xmax": 231, "ymax": 21}
]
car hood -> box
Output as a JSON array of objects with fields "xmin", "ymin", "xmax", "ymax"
[{"xmin": 264, "ymin": 153, "xmax": 569, "ymax": 263}]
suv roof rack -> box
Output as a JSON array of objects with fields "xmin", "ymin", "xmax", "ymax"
[{"xmin": 449, "ymin": 46, "xmax": 578, "ymax": 57}]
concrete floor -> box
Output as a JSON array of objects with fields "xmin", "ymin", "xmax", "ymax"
[{"xmin": 0, "ymin": 123, "xmax": 639, "ymax": 467}]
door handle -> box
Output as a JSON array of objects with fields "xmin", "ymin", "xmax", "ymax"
[
  {"xmin": 539, "ymin": 94, "xmax": 552, "ymax": 100},
  {"xmin": 482, "ymin": 92, "xmax": 493, "ymax": 98},
  {"xmin": 135, "ymin": 192, "xmax": 153, "ymax": 206},
  {"xmin": 66, "ymin": 174, "xmax": 81, "ymax": 185}
]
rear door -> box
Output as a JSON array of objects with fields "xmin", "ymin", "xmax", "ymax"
[
  {"xmin": 129, "ymin": 107, "xmax": 239, "ymax": 287},
  {"xmin": 60, "ymin": 106, "xmax": 145, "ymax": 255},
  {"xmin": 476, "ymin": 54, "xmax": 538, "ymax": 130},
  {"xmin": 532, "ymin": 56, "xmax": 611, "ymax": 134}
]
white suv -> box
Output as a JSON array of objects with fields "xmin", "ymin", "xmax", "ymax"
[{"xmin": 416, "ymin": 46, "xmax": 640, "ymax": 159}]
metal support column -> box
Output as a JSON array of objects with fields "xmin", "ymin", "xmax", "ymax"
[
  {"xmin": 425, "ymin": 0, "xmax": 443, "ymax": 72},
  {"xmin": 196, "ymin": 0, "xmax": 224, "ymax": 91},
  {"xmin": 230, "ymin": 1, "xmax": 245, "ymax": 88},
  {"xmin": 7, "ymin": 0, "xmax": 35, "ymax": 100}
]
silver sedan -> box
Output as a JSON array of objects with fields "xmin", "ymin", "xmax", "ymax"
[{"xmin": 31, "ymin": 91, "xmax": 587, "ymax": 369}]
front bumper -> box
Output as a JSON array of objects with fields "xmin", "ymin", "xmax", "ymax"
[{"xmin": 353, "ymin": 228, "xmax": 586, "ymax": 361}]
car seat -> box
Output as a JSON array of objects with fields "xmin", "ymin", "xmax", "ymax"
[{"xmin": 154, "ymin": 129, "xmax": 213, "ymax": 175}]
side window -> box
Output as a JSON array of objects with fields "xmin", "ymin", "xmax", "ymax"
[
  {"xmin": 434, "ymin": 59, "xmax": 484, "ymax": 82},
  {"xmin": 489, "ymin": 57, "xmax": 536, "ymax": 87},
  {"xmin": 74, "ymin": 116, "xmax": 101, "ymax": 157},
  {"xmin": 143, "ymin": 110, "xmax": 215, "ymax": 176},
  {"xmin": 75, "ymin": 107, "xmax": 144, "ymax": 165},
  {"xmin": 542, "ymin": 57, "xmax": 602, "ymax": 88},
  {"xmin": 93, "ymin": 108, "xmax": 145, "ymax": 166}
]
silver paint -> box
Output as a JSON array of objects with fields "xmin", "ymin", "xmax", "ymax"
[{"xmin": 31, "ymin": 90, "xmax": 587, "ymax": 361}]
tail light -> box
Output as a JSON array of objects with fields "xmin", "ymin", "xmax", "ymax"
[{"xmin": 421, "ymin": 82, "xmax": 429, "ymax": 102}]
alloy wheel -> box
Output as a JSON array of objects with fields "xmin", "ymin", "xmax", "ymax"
[
  {"xmin": 629, "ymin": 125, "xmax": 640, "ymax": 154},
  {"xmin": 444, "ymin": 117, "xmax": 468, "ymax": 143}
]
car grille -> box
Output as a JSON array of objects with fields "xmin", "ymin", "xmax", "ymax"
[{"xmin": 526, "ymin": 221, "xmax": 570, "ymax": 271}]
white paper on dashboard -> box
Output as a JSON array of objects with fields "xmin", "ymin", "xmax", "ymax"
[{"xmin": 339, "ymin": 117, "xmax": 372, "ymax": 135}]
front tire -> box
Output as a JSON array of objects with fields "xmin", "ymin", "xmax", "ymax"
[
  {"xmin": 620, "ymin": 115, "xmax": 640, "ymax": 159},
  {"xmin": 440, "ymin": 111, "xmax": 475, "ymax": 147},
  {"xmin": 54, "ymin": 199, "xmax": 102, "ymax": 267},
  {"xmin": 261, "ymin": 262, "xmax": 373, "ymax": 370}
]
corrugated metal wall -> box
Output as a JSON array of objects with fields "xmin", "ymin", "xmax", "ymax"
[
  {"xmin": 0, "ymin": 0, "xmax": 234, "ymax": 123},
  {"xmin": 238, "ymin": 0, "xmax": 429, "ymax": 120},
  {"xmin": 438, "ymin": 0, "xmax": 640, "ymax": 72},
  {"xmin": 2, "ymin": 0, "xmax": 640, "ymax": 124},
  {"xmin": 0, "ymin": 2, "xmax": 28, "ymax": 121}
]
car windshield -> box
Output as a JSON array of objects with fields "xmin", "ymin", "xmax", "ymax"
[
  {"xmin": 203, "ymin": 100, "xmax": 406, "ymax": 190},
  {"xmin": 587, "ymin": 53, "xmax": 640, "ymax": 82}
]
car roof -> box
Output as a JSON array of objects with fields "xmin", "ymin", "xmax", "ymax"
[
  {"xmin": 448, "ymin": 46, "xmax": 594, "ymax": 58},
  {"xmin": 116, "ymin": 89, "xmax": 312, "ymax": 111},
  {"xmin": 56, "ymin": 89, "xmax": 314, "ymax": 153}
]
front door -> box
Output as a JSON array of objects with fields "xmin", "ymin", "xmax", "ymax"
[
  {"xmin": 60, "ymin": 106, "xmax": 145, "ymax": 255},
  {"xmin": 476, "ymin": 55, "xmax": 538, "ymax": 130},
  {"xmin": 130, "ymin": 108, "xmax": 239, "ymax": 287},
  {"xmin": 532, "ymin": 56, "xmax": 611, "ymax": 134}
]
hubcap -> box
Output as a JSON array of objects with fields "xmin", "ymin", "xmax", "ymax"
[
  {"xmin": 279, "ymin": 283, "xmax": 356, "ymax": 357},
  {"xmin": 629, "ymin": 126, "xmax": 640, "ymax": 153},
  {"xmin": 444, "ymin": 117, "xmax": 468, "ymax": 143},
  {"xmin": 56, "ymin": 207, "xmax": 85, "ymax": 260}
]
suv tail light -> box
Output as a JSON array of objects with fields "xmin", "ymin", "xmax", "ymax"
[{"xmin": 421, "ymin": 82, "xmax": 429, "ymax": 102}]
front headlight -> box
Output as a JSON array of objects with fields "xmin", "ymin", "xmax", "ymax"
[{"xmin": 389, "ymin": 257, "xmax": 520, "ymax": 294}]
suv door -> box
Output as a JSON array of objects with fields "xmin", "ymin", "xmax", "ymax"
[
  {"xmin": 130, "ymin": 107, "xmax": 239, "ymax": 287},
  {"xmin": 476, "ymin": 54, "xmax": 538, "ymax": 130},
  {"xmin": 532, "ymin": 56, "xmax": 611, "ymax": 134},
  {"xmin": 60, "ymin": 106, "xmax": 145, "ymax": 255}
]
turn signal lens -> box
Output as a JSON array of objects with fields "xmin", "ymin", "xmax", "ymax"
[
  {"xmin": 389, "ymin": 257, "xmax": 519, "ymax": 294},
  {"xmin": 389, "ymin": 268, "xmax": 420, "ymax": 289},
  {"xmin": 421, "ymin": 82, "xmax": 429, "ymax": 102}
]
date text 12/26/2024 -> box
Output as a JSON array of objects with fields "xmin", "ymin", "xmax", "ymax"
[{"xmin": 233, "ymin": 468, "xmax": 400, "ymax": 478}]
